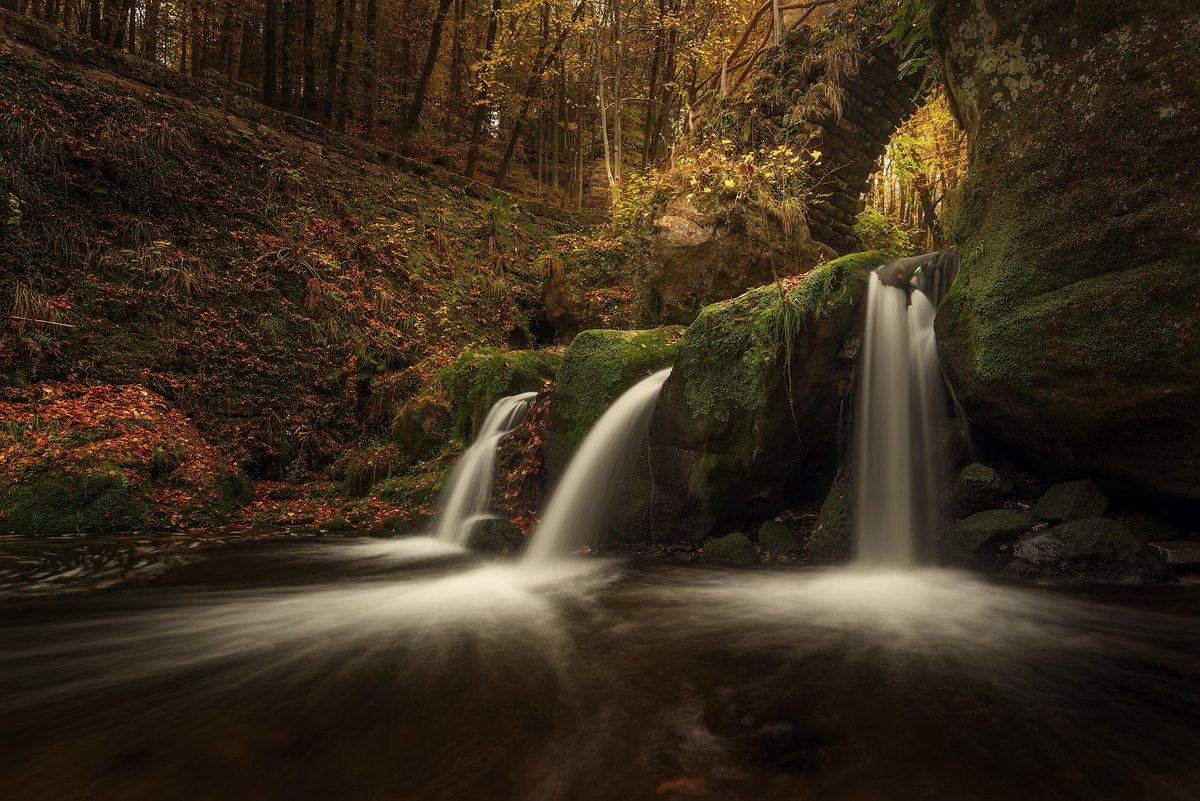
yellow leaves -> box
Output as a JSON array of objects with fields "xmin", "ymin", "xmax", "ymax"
[
  {"xmin": 723, "ymin": 179, "xmax": 735, "ymax": 189},
  {"xmin": 703, "ymin": 187, "xmax": 712, "ymax": 193}
]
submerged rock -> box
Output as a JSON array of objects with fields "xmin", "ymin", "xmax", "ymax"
[
  {"xmin": 948, "ymin": 463, "xmax": 1004, "ymax": 518},
  {"xmin": 701, "ymin": 531, "xmax": 760, "ymax": 567},
  {"xmin": 939, "ymin": 509, "xmax": 1029, "ymax": 567},
  {"xmin": 934, "ymin": 0, "xmax": 1200, "ymax": 505},
  {"xmin": 1003, "ymin": 518, "xmax": 1173, "ymax": 584},
  {"xmin": 1032, "ymin": 480, "xmax": 1109, "ymax": 524},
  {"xmin": 757, "ymin": 521, "xmax": 797, "ymax": 557}
]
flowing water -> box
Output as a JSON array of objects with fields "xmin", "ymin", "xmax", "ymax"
[
  {"xmin": 854, "ymin": 272, "xmax": 947, "ymax": 566},
  {"xmin": 525, "ymin": 369, "xmax": 671, "ymax": 563},
  {"xmin": 5, "ymin": 258, "xmax": 1199, "ymax": 800},
  {"xmin": 432, "ymin": 392, "xmax": 536, "ymax": 546}
]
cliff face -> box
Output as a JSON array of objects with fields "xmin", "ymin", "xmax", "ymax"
[{"xmin": 933, "ymin": 0, "xmax": 1200, "ymax": 502}]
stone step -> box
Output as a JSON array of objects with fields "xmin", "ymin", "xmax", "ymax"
[{"xmin": 1148, "ymin": 540, "xmax": 1200, "ymax": 566}]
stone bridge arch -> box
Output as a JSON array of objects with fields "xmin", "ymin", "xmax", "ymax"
[{"xmin": 800, "ymin": 42, "xmax": 925, "ymax": 253}]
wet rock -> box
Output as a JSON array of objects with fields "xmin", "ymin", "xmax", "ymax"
[
  {"xmin": 1003, "ymin": 518, "xmax": 1174, "ymax": 584},
  {"xmin": 367, "ymin": 525, "xmax": 394, "ymax": 539},
  {"xmin": 701, "ymin": 532, "xmax": 760, "ymax": 567},
  {"xmin": 321, "ymin": 518, "xmax": 354, "ymax": 532},
  {"xmin": 1124, "ymin": 513, "xmax": 1181, "ymax": 544},
  {"xmin": 939, "ymin": 509, "xmax": 1028, "ymax": 567},
  {"xmin": 466, "ymin": 518, "xmax": 524, "ymax": 552},
  {"xmin": 949, "ymin": 463, "xmax": 1004, "ymax": 518},
  {"xmin": 391, "ymin": 398, "xmax": 452, "ymax": 462},
  {"xmin": 757, "ymin": 521, "xmax": 797, "ymax": 557},
  {"xmin": 1032, "ymin": 480, "xmax": 1109, "ymax": 524},
  {"xmin": 808, "ymin": 466, "xmax": 855, "ymax": 564},
  {"xmin": 1147, "ymin": 541, "xmax": 1200, "ymax": 568}
]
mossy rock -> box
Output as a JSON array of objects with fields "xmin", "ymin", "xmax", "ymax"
[
  {"xmin": 1003, "ymin": 518, "xmax": 1174, "ymax": 584},
  {"xmin": 701, "ymin": 531, "xmax": 760, "ymax": 567},
  {"xmin": 809, "ymin": 466, "xmax": 855, "ymax": 564},
  {"xmin": 0, "ymin": 466, "xmax": 156, "ymax": 535},
  {"xmin": 391, "ymin": 398, "xmax": 452, "ymax": 461},
  {"xmin": 949, "ymin": 463, "xmax": 1004, "ymax": 518},
  {"xmin": 441, "ymin": 349, "xmax": 561, "ymax": 440},
  {"xmin": 650, "ymin": 252, "xmax": 884, "ymax": 540},
  {"xmin": 757, "ymin": 520, "xmax": 797, "ymax": 557},
  {"xmin": 1032, "ymin": 480, "xmax": 1109, "ymax": 524},
  {"xmin": 934, "ymin": 0, "xmax": 1200, "ymax": 503},
  {"xmin": 939, "ymin": 508, "xmax": 1029, "ymax": 568},
  {"xmin": 551, "ymin": 326, "xmax": 683, "ymax": 451},
  {"xmin": 466, "ymin": 517, "xmax": 524, "ymax": 552}
]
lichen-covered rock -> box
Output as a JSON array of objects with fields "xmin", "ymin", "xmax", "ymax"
[
  {"xmin": 1003, "ymin": 518, "xmax": 1174, "ymax": 584},
  {"xmin": 939, "ymin": 508, "xmax": 1029, "ymax": 567},
  {"xmin": 648, "ymin": 196, "xmax": 836, "ymax": 325},
  {"xmin": 466, "ymin": 518, "xmax": 524, "ymax": 552},
  {"xmin": 440, "ymin": 348, "xmax": 561, "ymax": 439},
  {"xmin": 651, "ymin": 252, "xmax": 885, "ymax": 542},
  {"xmin": 551, "ymin": 326, "xmax": 684, "ymax": 451},
  {"xmin": 808, "ymin": 466, "xmax": 855, "ymax": 564},
  {"xmin": 948, "ymin": 463, "xmax": 1004, "ymax": 518},
  {"xmin": 0, "ymin": 383, "xmax": 250, "ymax": 534},
  {"xmin": 933, "ymin": 0, "xmax": 1200, "ymax": 503},
  {"xmin": 701, "ymin": 531, "xmax": 760, "ymax": 567},
  {"xmin": 1032, "ymin": 480, "xmax": 1109, "ymax": 524},
  {"xmin": 757, "ymin": 520, "xmax": 797, "ymax": 557}
]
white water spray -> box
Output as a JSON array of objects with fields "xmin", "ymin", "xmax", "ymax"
[
  {"xmin": 853, "ymin": 275, "xmax": 946, "ymax": 566},
  {"xmin": 525, "ymin": 369, "xmax": 671, "ymax": 563},
  {"xmin": 433, "ymin": 392, "xmax": 536, "ymax": 546}
]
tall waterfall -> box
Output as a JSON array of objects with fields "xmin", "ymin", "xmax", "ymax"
[
  {"xmin": 433, "ymin": 392, "xmax": 536, "ymax": 546},
  {"xmin": 854, "ymin": 250, "xmax": 957, "ymax": 567},
  {"xmin": 525, "ymin": 369, "xmax": 671, "ymax": 563}
]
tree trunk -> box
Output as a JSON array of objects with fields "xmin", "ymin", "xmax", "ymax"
[
  {"xmin": 335, "ymin": 0, "xmax": 355, "ymax": 131},
  {"xmin": 323, "ymin": 0, "xmax": 345, "ymax": 125},
  {"xmin": 142, "ymin": 0, "xmax": 161, "ymax": 61},
  {"xmin": 396, "ymin": 0, "xmax": 454, "ymax": 151},
  {"xmin": 280, "ymin": 0, "xmax": 295, "ymax": 112},
  {"xmin": 228, "ymin": 0, "xmax": 247, "ymax": 92},
  {"xmin": 301, "ymin": 0, "xmax": 315, "ymax": 117},
  {"xmin": 464, "ymin": 0, "xmax": 502, "ymax": 179},
  {"xmin": 262, "ymin": 0, "xmax": 278, "ymax": 106},
  {"xmin": 493, "ymin": 0, "xmax": 587, "ymax": 191},
  {"xmin": 88, "ymin": 0, "xmax": 101, "ymax": 40},
  {"xmin": 360, "ymin": 0, "xmax": 377, "ymax": 136}
]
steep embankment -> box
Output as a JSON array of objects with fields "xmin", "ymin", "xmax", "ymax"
[{"xmin": 0, "ymin": 13, "xmax": 579, "ymax": 531}]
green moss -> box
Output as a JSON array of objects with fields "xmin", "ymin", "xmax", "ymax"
[
  {"xmin": 440, "ymin": 349, "xmax": 561, "ymax": 439},
  {"xmin": 552, "ymin": 327, "xmax": 683, "ymax": 450},
  {"xmin": 674, "ymin": 251, "xmax": 884, "ymax": 455},
  {"xmin": 0, "ymin": 466, "xmax": 156, "ymax": 535}
]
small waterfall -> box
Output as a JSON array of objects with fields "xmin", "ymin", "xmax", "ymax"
[
  {"xmin": 854, "ymin": 251, "xmax": 957, "ymax": 567},
  {"xmin": 525, "ymin": 369, "xmax": 671, "ymax": 563},
  {"xmin": 433, "ymin": 392, "xmax": 536, "ymax": 546}
]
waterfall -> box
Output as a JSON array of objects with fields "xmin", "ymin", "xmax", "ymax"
[
  {"xmin": 854, "ymin": 251, "xmax": 957, "ymax": 567},
  {"xmin": 524, "ymin": 369, "xmax": 671, "ymax": 563},
  {"xmin": 432, "ymin": 392, "xmax": 536, "ymax": 546}
]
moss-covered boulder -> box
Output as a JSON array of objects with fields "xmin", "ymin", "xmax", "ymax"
[
  {"xmin": 0, "ymin": 383, "xmax": 251, "ymax": 534},
  {"xmin": 1032, "ymin": 480, "xmax": 1109, "ymax": 524},
  {"xmin": 550, "ymin": 326, "xmax": 684, "ymax": 452},
  {"xmin": 648, "ymin": 196, "xmax": 836, "ymax": 325},
  {"xmin": 809, "ymin": 466, "xmax": 855, "ymax": 564},
  {"xmin": 391, "ymin": 398, "xmax": 452, "ymax": 462},
  {"xmin": 650, "ymin": 252, "xmax": 886, "ymax": 542},
  {"xmin": 701, "ymin": 531, "xmax": 760, "ymax": 567},
  {"xmin": 933, "ymin": 0, "xmax": 1200, "ymax": 503},
  {"xmin": 939, "ymin": 508, "xmax": 1029, "ymax": 568},
  {"xmin": 466, "ymin": 518, "xmax": 524, "ymax": 552},
  {"xmin": 949, "ymin": 463, "xmax": 1005, "ymax": 518},
  {"xmin": 440, "ymin": 348, "xmax": 561, "ymax": 440},
  {"xmin": 757, "ymin": 520, "xmax": 797, "ymax": 557}
]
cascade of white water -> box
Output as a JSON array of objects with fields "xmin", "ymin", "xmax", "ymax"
[
  {"xmin": 432, "ymin": 392, "xmax": 536, "ymax": 546},
  {"xmin": 854, "ymin": 278, "xmax": 945, "ymax": 567},
  {"xmin": 524, "ymin": 369, "xmax": 671, "ymax": 563}
]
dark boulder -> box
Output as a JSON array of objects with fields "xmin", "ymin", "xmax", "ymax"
[
  {"xmin": 1003, "ymin": 518, "xmax": 1174, "ymax": 584},
  {"xmin": 948, "ymin": 463, "xmax": 1005, "ymax": 518},
  {"xmin": 757, "ymin": 521, "xmax": 797, "ymax": 558},
  {"xmin": 701, "ymin": 532, "xmax": 760, "ymax": 567},
  {"xmin": 466, "ymin": 518, "xmax": 525, "ymax": 552},
  {"xmin": 939, "ymin": 508, "xmax": 1029, "ymax": 568},
  {"xmin": 808, "ymin": 466, "xmax": 855, "ymax": 564}
]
